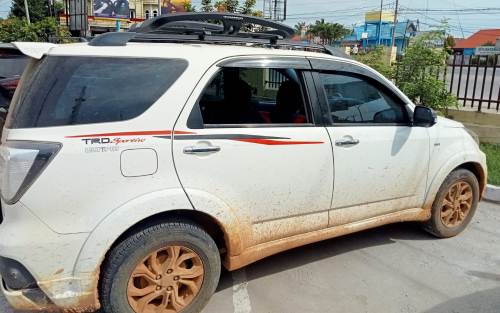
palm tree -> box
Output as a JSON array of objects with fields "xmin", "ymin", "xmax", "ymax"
[
  {"xmin": 201, "ymin": 0, "xmax": 212, "ymax": 12},
  {"xmin": 294, "ymin": 22, "xmax": 306, "ymax": 35},
  {"xmin": 308, "ymin": 19, "xmax": 350, "ymax": 45}
]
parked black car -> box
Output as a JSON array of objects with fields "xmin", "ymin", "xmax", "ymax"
[{"xmin": 0, "ymin": 43, "xmax": 29, "ymax": 129}]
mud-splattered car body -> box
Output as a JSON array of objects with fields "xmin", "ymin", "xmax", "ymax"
[{"xmin": 0, "ymin": 37, "xmax": 487, "ymax": 313}]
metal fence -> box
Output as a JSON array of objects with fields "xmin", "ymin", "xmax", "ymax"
[{"xmin": 446, "ymin": 54, "xmax": 500, "ymax": 113}]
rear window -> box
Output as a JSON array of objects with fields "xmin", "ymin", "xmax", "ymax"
[{"xmin": 7, "ymin": 56, "xmax": 188, "ymax": 128}]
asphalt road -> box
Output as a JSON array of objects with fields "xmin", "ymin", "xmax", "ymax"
[{"xmin": 2, "ymin": 201, "xmax": 500, "ymax": 313}]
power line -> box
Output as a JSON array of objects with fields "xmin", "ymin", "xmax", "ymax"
[
  {"xmin": 286, "ymin": 5, "xmax": 380, "ymax": 17},
  {"xmin": 451, "ymin": 0, "xmax": 465, "ymax": 38},
  {"xmin": 390, "ymin": 0, "xmax": 399, "ymax": 48},
  {"xmin": 400, "ymin": 7, "xmax": 500, "ymax": 13}
]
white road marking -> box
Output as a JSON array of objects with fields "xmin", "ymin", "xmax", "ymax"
[{"xmin": 232, "ymin": 269, "xmax": 252, "ymax": 313}]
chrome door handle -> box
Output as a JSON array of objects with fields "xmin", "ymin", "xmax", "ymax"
[
  {"xmin": 335, "ymin": 138, "xmax": 360, "ymax": 147},
  {"xmin": 183, "ymin": 146, "xmax": 221, "ymax": 154}
]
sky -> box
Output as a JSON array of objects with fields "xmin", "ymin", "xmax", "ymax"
[
  {"xmin": 196, "ymin": 0, "xmax": 500, "ymax": 38},
  {"xmin": 1, "ymin": 0, "xmax": 499, "ymax": 38}
]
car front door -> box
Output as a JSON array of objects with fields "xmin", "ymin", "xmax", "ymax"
[
  {"xmin": 310, "ymin": 59, "xmax": 430, "ymax": 227},
  {"xmin": 172, "ymin": 57, "xmax": 334, "ymax": 248}
]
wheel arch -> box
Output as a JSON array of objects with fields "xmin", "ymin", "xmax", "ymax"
[
  {"xmin": 455, "ymin": 161, "xmax": 487, "ymax": 200},
  {"xmin": 425, "ymin": 153, "xmax": 487, "ymax": 209},
  {"xmin": 71, "ymin": 187, "xmax": 246, "ymax": 310},
  {"xmin": 105, "ymin": 209, "xmax": 229, "ymax": 260}
]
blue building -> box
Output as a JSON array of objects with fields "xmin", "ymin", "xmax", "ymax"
[{"xmin": 341, "ymin": 12, "xmax": 418, "ymax": 54}]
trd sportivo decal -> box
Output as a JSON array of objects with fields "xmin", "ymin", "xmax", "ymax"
[
  {"xmin": 66, "ymin": 131, "xmax": 324, "ymax": 146},
  {"xmin": 155, "ymin": 134, "xmax": 324, "ymax": 145}
]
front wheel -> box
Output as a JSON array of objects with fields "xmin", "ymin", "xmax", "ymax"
[
  {"xmin": 423, "ymin": 169, "xmax": 479, "ymax": 238},
  {"xmin": 100, "ymin": 220, "xmax": 221, "ymax": 313}
]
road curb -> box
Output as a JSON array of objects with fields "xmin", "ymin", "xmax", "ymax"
[{"xmin": 484, "ymin": 184, "xmax": 500, "ymax": 204}]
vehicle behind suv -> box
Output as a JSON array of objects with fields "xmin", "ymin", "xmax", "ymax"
[
  {"xmin": 0, "ymin": 44, "xmax": 28, "ymax": 130},
  {"xmin": 0, "ymin": 13, "xmax": 487, "ymax": 313}
]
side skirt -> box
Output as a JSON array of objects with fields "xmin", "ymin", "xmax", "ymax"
[{"xmin": 224, "ymin": 207, "xmax": 431, "ymax": 271}]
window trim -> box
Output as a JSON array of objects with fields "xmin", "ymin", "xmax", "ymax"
[
  {"xmin": 217, "ymin": 56, "xmax": 311, "ymax": 70},
  {"xmin": 312, "ymin": 71, "xmax": 412, "ymax": 127},
  {"xmin": 187, "ymin": 66, "xmax": 319, "ymax": 129}
]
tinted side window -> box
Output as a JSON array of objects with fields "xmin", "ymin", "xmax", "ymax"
[
  {"xmin": 198, "ymin": 67, "xmax": 311, "ymax": 126},
  {"xmin": 7, "ymin": 56, "xmax": 188, "ymax": 128},
  {"xmin": 319, "ymin": 73, "xmax": 408, "ymax": 124}
]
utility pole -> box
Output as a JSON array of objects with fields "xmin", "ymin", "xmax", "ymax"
[
  {"xmin": 377, "ymin": 0, "xmax": 383, "ymax": 45},
  {"xmin": 23, "ymin": 0, "xmax": 31, "ymax": 24},
  {"xmin": 391, "ymin": 0, "xmax": 399, "ymax": 48}
]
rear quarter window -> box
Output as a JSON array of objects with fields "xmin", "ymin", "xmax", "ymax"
[{"xmin": 7, "ymin": 56, "xmax": 188, "ymax": 128}]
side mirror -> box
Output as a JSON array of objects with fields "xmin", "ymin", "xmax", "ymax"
[{"xmin": 413, "ymin": 106, "xmax": 437, "ymax": 127}]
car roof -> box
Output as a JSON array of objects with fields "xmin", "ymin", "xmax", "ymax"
[{"xmin": 48, "ymin": 41, "xmax": 343, "ymax": 59}]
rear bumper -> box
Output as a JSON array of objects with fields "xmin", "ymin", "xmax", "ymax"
[
  {"xmin": 0, "ymin": 200, "xmax": 99, "ymax": 312},
  {"xmin": 1, "ymin": 278, "xmax": 53, "ymax": 311},
  {"xmin": 1, "ymin": 277, "xmax": 98, "ymax": 312}
]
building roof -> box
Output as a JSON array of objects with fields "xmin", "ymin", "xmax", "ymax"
[{"xmin": 454, "ymin": 29, "xmax": 500, "ymax": 49}]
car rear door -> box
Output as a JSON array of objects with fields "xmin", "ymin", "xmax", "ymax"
[
  {"xmin": 309, "ymin": 58, "xmax": 430, "ymax": 227},
  {"xmin": 172, "ymin": 57, "xmax": 334, "ymax": 247}
]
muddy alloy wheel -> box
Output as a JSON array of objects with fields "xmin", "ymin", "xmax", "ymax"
[
  {"xmin": 440, "ymin": 180, "xmax": 473, "ymax": 228},
  {"xmin": 423, "ymin": 168, "xmax": 479, "ymax": 238},
  {"xmin": 127, "ymin": 245, "xmax": 205, "ymax": 313},
  {"xmin": 100, "ymin": 220, "xmax": 221, "ymax": 313}
]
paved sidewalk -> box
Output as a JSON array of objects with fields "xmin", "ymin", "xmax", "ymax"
[{"xmin": 484, "ymin": 185, "xmax": 500, "ymax": 203}]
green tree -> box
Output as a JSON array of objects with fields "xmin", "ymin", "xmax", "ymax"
[
  {"xmin": 395, "ymin": 31, "xmax": 457, "ymax": 114},
  {"xmin": 294, "ymin": 22, "xmax": 306, "ymax": 35},
  {"xmin": 10, "ymin": 0, "xmax": 51, "ymax": 23},
  {"xmin": 240, "ymin": 0, "xmax": 262, "ymax": 17},
  {"xmin": 240, "ymin": 0, "xmax": 255, "ymax": 15},
  {"xmin": 214, "ymin": 0, "xmax": 239, "ymax": 12},
  {"xmin": 0, "ymin": 17, "xmax": 71, "ymax": 43},
  {"xmin": 308, "ymin": 19, "xmax": 350, "ymax": 44},
  {"xmin": 201, "ymin": 0, "xmax": 213, "ymax": 12},
  {"xmin": 31, "ymin": 16, "xmax": 71, "ymax": 42},
  {"xmin": 183, "ymin": 0, "xmax": 196, "ymax": 12},
  {"xmin": 354, "ymin": 46, "xmax": 393, "ymax": 79},
  {"xmin": 0, "ymin": 18, "xmax": 37, "ymax": 42}
]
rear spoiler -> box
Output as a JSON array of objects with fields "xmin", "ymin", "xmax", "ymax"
[{"xmin": 11, "ymin": 42, "xmax": 56, "ymax": 59}]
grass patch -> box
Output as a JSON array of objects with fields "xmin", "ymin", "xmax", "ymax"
[{"xmin": 481, "ymin": 143, "xmax": 500, "ymax": 186}]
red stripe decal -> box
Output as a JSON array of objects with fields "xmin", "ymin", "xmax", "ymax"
[
  {"xmin": 66, "ymin": 130, "xmax": 194, "ymax": 138},
  {"xmin": 233, "ymin": 139, "xmax": 324, "ymax": 145}
]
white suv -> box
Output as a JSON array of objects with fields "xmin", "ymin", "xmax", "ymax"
[{"xmin": 0, "ymin": 13, "xmax": 487, "ymax": 313}]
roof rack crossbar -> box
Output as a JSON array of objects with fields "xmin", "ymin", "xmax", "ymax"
[{"xmin": 158, "ymin": 21, "xmax": 224, "ymax": 34}]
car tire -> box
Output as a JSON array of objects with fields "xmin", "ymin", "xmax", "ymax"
[
  {"xmin": 423, "ymin": 169, "xmax": 479, "ymax": 238},
  {"xmin": 100, "ymin": 220, "xmax": 221, "ymax": 313}
]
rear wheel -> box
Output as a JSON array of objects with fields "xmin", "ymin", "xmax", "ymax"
[
  {"xmin": 100, "ymin": 220, "xmax": 221, "ymax": 313},
  {"xmin": 423, "ymin": 169, "xmax": 479, "ymax": 238}
]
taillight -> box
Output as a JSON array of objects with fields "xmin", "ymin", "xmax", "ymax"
[
  {"xmin": 0, "ymin": 79, "xmax": 19, "ymax": 91},
  {"xmin": 0, "ymin": 141, "xmax": 61, "ymax": 204}
]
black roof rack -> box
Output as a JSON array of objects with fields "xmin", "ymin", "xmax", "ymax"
[
  {"xmin": 136, "ymin": 12, "xmax": 294, "ymax": 38},
  {"xmin": 88, "ymin": 12, "xmax": 351, "ymax": 59}
]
